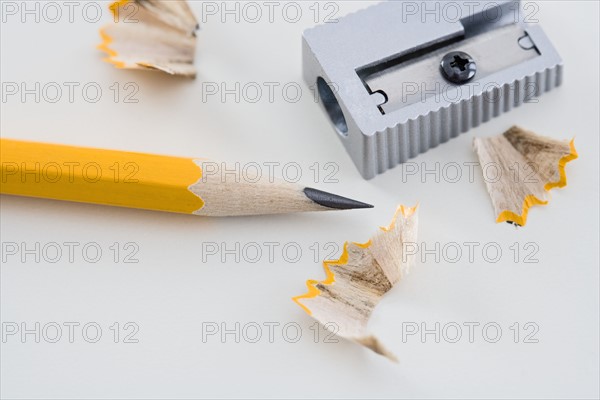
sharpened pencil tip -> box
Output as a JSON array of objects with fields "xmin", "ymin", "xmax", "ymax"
[{"xmin": 303, "ymin": 187, "xmax": 374, "ymax": 210}]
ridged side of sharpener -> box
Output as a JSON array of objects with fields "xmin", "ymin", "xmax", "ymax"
[
  {"xmin": 472, "ymin": 93, "xmax": 483, "ymax": 128},
  {"xmin": 428, "ymin": 107, "xmax": 442, "ymax": 149},
  {"xmin": 460, "ymin": 97, "xmax": 472, "ymax": 133},
  {"xmin": 376, "ymin": 127, "xmax": 389, "ymax": 174},
  {"xmin": 386, "ymin": 124, "xmax": 400, "ymax": 169},
  {"xmin": 366, "ymin": 63, "xmax": 563, "ymax": 179}
]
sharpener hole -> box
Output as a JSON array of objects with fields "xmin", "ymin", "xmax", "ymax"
[{"xmin": 317, "ymin": 77, "xmax": 348, "ymax": 136}]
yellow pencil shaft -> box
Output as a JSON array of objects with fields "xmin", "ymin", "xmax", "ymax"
[{"xmin": 0, "ymin": 139, "xmax": 204, "ymax": 214}]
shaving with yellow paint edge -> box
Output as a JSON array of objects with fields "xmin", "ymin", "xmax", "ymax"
[
  {"xmin": 293, "ymin": 205, "xmax": 419, "ymax": 362},
  {"xmin": 98, "ymin": 0, "xmax": 198, "ymax": 77},
  {"xmin": 473, "ymin": 126, "xmax": 578, "ymax": 226}
]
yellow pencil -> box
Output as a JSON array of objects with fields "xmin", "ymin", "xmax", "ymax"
[{"xmin": 0, "ymin": 139, "xmax": 372, "ymax": 217}]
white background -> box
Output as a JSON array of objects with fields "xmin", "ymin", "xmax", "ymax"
[{"xmin": 1, "ymin": 1, "xmax": 598, "ymax": 398}]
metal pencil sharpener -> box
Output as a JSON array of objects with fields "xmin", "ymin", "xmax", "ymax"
[{"xmin": 303, "ymin": 0, "xmax": 563, "ymax": 179}]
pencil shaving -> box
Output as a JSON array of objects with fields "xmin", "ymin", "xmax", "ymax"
[
  {"xmin": 98, "ymin": 0, "xmax": 198, "ymax": 78},
  {"xmin": 473, "ymin": 126, "xmax": 578, "ymax": 226},
  {"xmin": 293, "ymin": 205, "xmax": 419, "ymax": 362}
]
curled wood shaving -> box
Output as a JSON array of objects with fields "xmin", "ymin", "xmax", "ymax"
[
  {"xmin": 293, "ymin": 205, "xmax": 419, "ymax": 362},
  {"xmin": 473, "ymin": 126, "xmax": 578, "ymax": 226},
  {"xmin": 98, "ymin": 0, "xmax": 198, "ymax": 78}
]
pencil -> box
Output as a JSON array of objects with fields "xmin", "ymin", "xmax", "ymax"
[{"xmin": 0, "ymin": 139, "xmax": 373, "ymax": 217}]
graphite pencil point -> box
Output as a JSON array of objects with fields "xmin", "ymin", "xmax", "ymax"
[{"xmin": 303, "ymin": 187, "xmax": 374, "ymax": 210}]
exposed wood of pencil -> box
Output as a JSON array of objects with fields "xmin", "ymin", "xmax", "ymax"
[{"xmin": 0, "ymin": 139, "xmax": 372, "ymax": 217}]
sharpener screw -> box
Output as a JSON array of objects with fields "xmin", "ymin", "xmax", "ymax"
[{"xmin": 440, "ymin": 51, "xmax": 477, "ymax": 84}]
